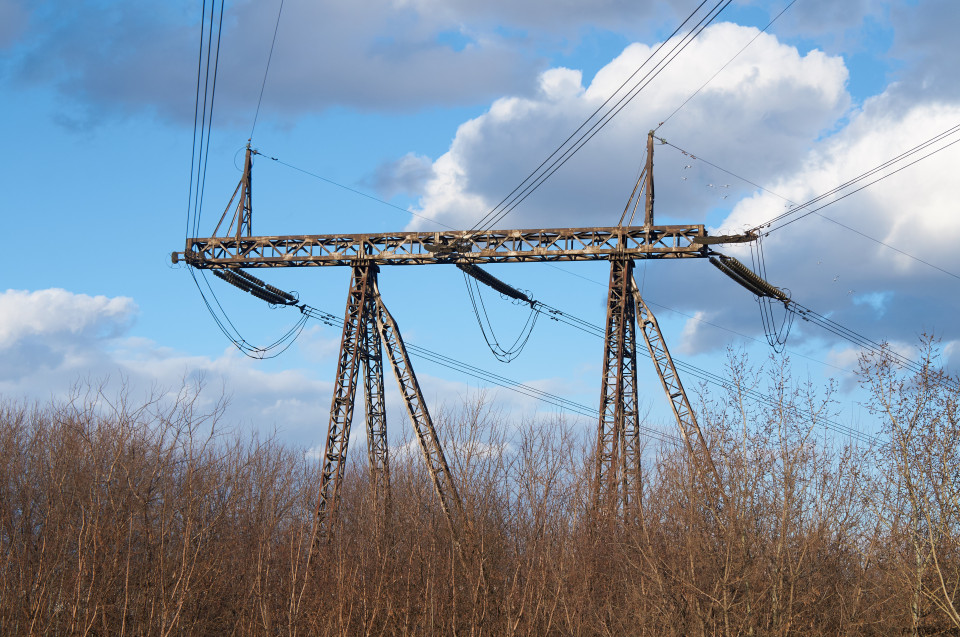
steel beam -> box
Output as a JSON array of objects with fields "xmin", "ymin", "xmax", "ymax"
[
  {"xmin": 176, "ymin": 224, "xmax": 716, "ymax": 268},
  {"xmin": 631, "ymin": 276, "xmax": 726, "ymax": 502}
]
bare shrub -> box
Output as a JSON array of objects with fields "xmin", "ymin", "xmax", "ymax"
[{"xmin": 2, "ymin": 343, "xmax": 960, "ymax": 635}]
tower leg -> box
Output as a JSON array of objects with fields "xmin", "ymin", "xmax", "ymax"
[
  {"xmin": 360, "ymin": 290, "xmax": 391, "ymax": 517},
  {"xmin": 631, "ymin": 276, "xmax": 725, "ymax": 505},
  {"xmin": 597, "ymin": 257, "xmax": 641, "ymax": 518},
  {"xmin": 315, "ymin": 265, "xmax": 376, "ymax": 539},
  {"xmin": 371, "ymin": 278, "xmax": 465, "ymax": 529}
]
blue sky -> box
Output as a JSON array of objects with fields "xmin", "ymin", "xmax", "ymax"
[{"xmin": 2, "ymin": 0, "xmax": 959, "ymax": 452}]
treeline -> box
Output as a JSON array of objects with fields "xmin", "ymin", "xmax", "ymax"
[{"xmin": 2, "ymin": 342, "xmax": 959, "ymax": 635}]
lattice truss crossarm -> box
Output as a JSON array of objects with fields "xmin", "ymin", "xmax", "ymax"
[{"xmin": 174, "ymin": 224, "xmax": 729, "ymax": 268}]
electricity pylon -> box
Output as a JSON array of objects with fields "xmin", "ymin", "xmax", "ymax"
[{"xmin": 174, "ymin": 131, "xmax": 763, "ymax": 535}]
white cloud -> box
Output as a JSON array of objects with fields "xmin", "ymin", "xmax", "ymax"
[
  {"xmin": 390, "ymin": 21, "xmax": 960, "ymax": 362},
  {"xmin": 1, "ymin": 0, "xmax": 544, "ymax": 124},
  {"xmin": 404, "ymin": 23, "xmax": 850, "ymax": 231},
  {"xmin": 0, "ymin": 288, "xmax": 135, "ymax": 349},
  {"xmin": 712, "ymin": 97, "xmax": 960, "ymax": 347},
  {"xmin": 4, "ymin": 1, "xmax": 956, "ymax": 129},
  {"xmin": 0, "ymin": 288, "xmax": 585, "ymax": 448},
  {"xmin": 0, "ymin": 288, "xmax": 333, "ymax": 446},
  {"xmin": 677, "ymin": 310, "xmax": 712, "ymax": 355},
  {"xmin": 367, "ymin": 152, "xmax": 436, "ymax": 198}
]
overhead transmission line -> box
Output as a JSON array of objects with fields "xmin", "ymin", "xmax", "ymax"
[
  {"xmin": 184, "ymin": 0, "xmax": 308, "ymax": 359},
  {"xmin": 464, "ymin": 0, "xmax": 733, "ymax": 236},
  {"xmin": 252, "ymin": 150, "xmax": 457, "ymax": 230},
  {"xmin": 214, "ymin": 271, "xmax": 874, "ymax": 445},
  {"xmin": 658, "ymin": 134, "xmax": 960, "ymax": 282},
  {"xmin": 249, "ymin": 0, "xmax": 285, "ymax": 141},
  {"xmin": 290, "ymin": 306, "xmax": 683, "ymax": 446},
  {"xmin": 182, "ymin": 1, "xmax": 885, "ymax": 440},
  {"xmin": 752, "ymin": 122, "xmax": 960, "ymax": 235},
  {"xmin": 656, "ymin": 0, "xmax": 799, "ymax": 131}
]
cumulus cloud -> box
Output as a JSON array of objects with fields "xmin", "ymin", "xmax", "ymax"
[
  {"xmin": 403, "ymin": 23, "xmax": 849, "ymax": 231},
  {"xmin": 367, "ymin": 152, "xmax": 436, "ymax": 198},
  {"xmin": 888, "ymin": 0, "xmax": 960, "ymax": 101},
  {"xmin": 705, "ymin": 96, "xmax": 960, "ymax": 347},
  {"xmin": 0, "ymin": 289, "xmax": 136, "ymax": 380},
  {"xmin": 380, "ymin": 20, "xmax": 958, "ymax": 364},
  {"xmin": 0, "ymin": 288, "xmax": 580, "ymax": 448},
  {"xmin": 0, "ymin": 288, "xmax": 334, "ymax": 446},
  {"xmin": 4, "ymin": 0, "xmax": 952, "ymax": 133},
  {"xmin": 0, "ymin": 288, "xmax": 135, "ymax": 349},
  {"xmin": 1, "ymin": 0, "xmax": 543, "ymax": 125}
]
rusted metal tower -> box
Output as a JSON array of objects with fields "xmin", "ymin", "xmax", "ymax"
[{"xmin": 174, "ymin": 131, "xmax": 758, "ymax": 533}]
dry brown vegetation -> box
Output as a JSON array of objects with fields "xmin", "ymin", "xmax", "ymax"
[{"xmin": 2, "ymin": 340, "xmax": 960, "ymax": 635}]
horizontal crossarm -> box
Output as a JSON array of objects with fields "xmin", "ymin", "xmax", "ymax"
[{"xmin": 174, "ymin": 224, "xmax": 721, "ymax": 268}]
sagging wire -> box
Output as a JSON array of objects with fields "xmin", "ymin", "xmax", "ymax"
[
  {"xmin": 750, "ymin": 235, "xmax": 794, "ymax": 353},
  {"xmin": 461, "ymin": 269, "xmax": 540, "ymax": 363},
  {"xmin": 218, "ymin": 264, "xmax": 873, "ymax": 446},
  {"xmin": 534, "ymin": 300, "xmax": 876, "ymax": 445},
  {"xmin": 183, "ymin": 0, "xmax": 309, "ymax": 360}
]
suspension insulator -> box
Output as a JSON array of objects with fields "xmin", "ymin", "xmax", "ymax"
[
  {"xmin": 709, "ymin": 257, "xmax": 767, "ymax": 298},
  {"xmin": 233, "ymin": 268, "xmax": 268, "ymax": 288},
  {"xmin": 250, "ymin": 287, "xmax": 286, "ymax": 306},
  {"xmin": 233, "ymin": 269, "xmax": 297, "ymax": 303},
  {"xmin": 263, "ymin": 283, "xmax": 296, "ymax": 303},
  {"xmin": 457, "ymin": 263, "xmax": 535, "ymax": 306},
  {"xmin": 714, "ymin": 255, "xmax": 789, "ymax": 302},
  {"xmin": 213, "ymin": 269, "xmax": 254, "ymax": 293}
]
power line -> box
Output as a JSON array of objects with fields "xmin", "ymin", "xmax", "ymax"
[
  {"xmin": 658, "ymin": 134, "xmax": 960, "ymax": 282},
  {"xmin": 291, "ymin": 292, "xmax": 876, "ymax": 445},
  {"xmin": 249, "ymin": 0, "xmax": 286, "ymax": 141},
  {"xmin": 466, "ymin": 0, "xmax": 733, "ymax": 236},
  {"xmin": 296, "ymin": 305, "xmax": 681, "ymax": 446},
  {"xmin": 254, "ymin": 150, "xmax": 457, "ymax": 230},
  {"xmin": 544, "ymin": 262, "xmax": 851, "ymax": 374},
  {"xmin": 533, "ymin": 301, "xmax": 876, "ymax": 444},
  {"xmin": 810, "ymin": 212, "xmax": 960, "ymax": 282},
  {"xmin": 757, "ymin": 122, "xmax": 960, "ymax": 233},
  {"xmin": 183, "ymin": 1, "xmax": 307, "ymax": 360},
  {"xmin": 656, "ymin": 137, "xmax": 794, "ymax": 203},
  {"xmin": 185, "ymin": 0, "xmax": 208, "ymax": 241},
  {"xmin": 657, "ymin": 0, "xmax": 799, "ymax": 131}
]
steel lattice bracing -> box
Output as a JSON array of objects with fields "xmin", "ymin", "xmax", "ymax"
[
  {"xmin": 175, "ymin": 224, "xmax": 723, "ymax": 269},
  {"xmin": 315, "ymin": 265, "xmax": 374, "ymax": 538},
  {"xmin": 372, "ymin": 277, "xmax": 466, "ymax": 528},
  {"xmin": 596, "ymin": 257, "xmax": 642, "ymax": 517},
  {"xmin": 184, "ymin": 141, "xmax": 744, "ymax": 536},
  {"xmin": 631, "ymin": 276, "xmax": 726, "ymax": 501},
  {"xmin": 360, "ymin": 289, "xmax": 390, "ymax": 515},
  {"xmin": 312, "ymin": 263, "xmax": 463, "ymax": 543}
]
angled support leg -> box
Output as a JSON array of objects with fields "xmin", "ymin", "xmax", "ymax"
[
  {"xmin": 315, "ymin": 264, "xmax": 376, "ymax": 540},
  {"xmin": 372, "ymin": 278, "xmax": 465, "ymax": 530},
  {"xmin": 630, "ymin": 276, "xmax": 725, "ymax": 504},
  {"xmin": 597, "ymin": 257, "xmax": 641, "ymax": 517}
]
